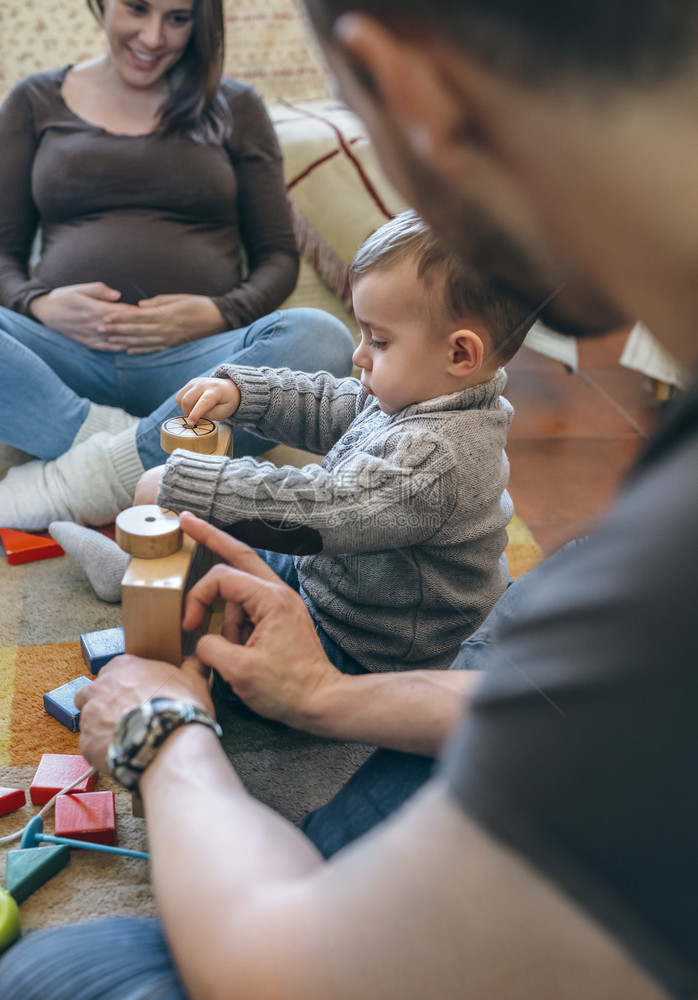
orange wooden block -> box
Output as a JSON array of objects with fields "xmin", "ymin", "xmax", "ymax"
[
  {"xmin": 29, "ymin": 754, "xmax": 97, "ymax": 805},
  {"xmin": 54, "ymin": 791, "xmax": 116, "ymax": 846},
  {"xmin": 0, "ymin": 528, "xmax": 64, "ymax": 566},
  {"xmin": 0, "ymin": 786, "xmax": 26, "ymax": 817}
]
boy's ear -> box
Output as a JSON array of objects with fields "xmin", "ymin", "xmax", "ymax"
[{"xmin": 448, "ymin": 329, "xmax": 486, "ymax": 376}]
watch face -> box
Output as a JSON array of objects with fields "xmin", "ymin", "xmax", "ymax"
[
  {"xmin": 126, "ymin": 712, "xmax": 150, "ymax": 749},
  {"xmin": 108, "ymin": 699, "xmax": 221, "ymax": 791}
]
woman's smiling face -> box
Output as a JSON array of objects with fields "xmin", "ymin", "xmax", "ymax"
[{"xmin": 101, "ymin": 0, "xmax": 195, "ymax": 90}]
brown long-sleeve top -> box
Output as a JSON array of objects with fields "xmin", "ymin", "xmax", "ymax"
[{"xmin": 0, "ymin": 68, "xmax": 299, "ymax": 329}]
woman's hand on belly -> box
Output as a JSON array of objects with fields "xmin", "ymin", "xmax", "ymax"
[
  {"xmin": 100, "ymin": 294, "xmax": 227, "ymax": 354},
  {"xmin": 30, "ymin": 282, "xmax": 131, "ymax": 351}
]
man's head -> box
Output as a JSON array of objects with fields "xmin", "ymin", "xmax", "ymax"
[
  {"xmin": 350, "ymin": 210, "xmax": 534, "ymax": 413},
  {"xmin": 304, "ymin": 0, "xmax": 698, "ymax": 363},
  {"xmin": 305, "ymin": 1, "xmax": 696, "ymax": 87}
]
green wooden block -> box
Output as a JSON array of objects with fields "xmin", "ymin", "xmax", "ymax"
[
  {"xmin": 6, "ymin": 845, "xmax": 70, "ymax": 904},
  {"xmin": 0, "ymin": 887, "xmax": 21, "ymax": 954}
]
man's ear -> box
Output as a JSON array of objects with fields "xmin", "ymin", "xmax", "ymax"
[
  {"xmin": 333, "ymin": 14, "xmax": 481, "ymax": 173},
  {"xmin": 448, "ymin": 329, "xmax": 486, "ymax": 377}
]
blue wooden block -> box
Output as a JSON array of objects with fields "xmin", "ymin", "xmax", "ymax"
[
  {"xmin": 80, "ymin": 627, "xmax": 125, "ymax": 674},
  {"xmin": 43, "ymin": 676, "xmax": 92, "ymax": 732}
]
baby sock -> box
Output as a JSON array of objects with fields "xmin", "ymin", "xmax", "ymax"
[
  {"xmin": 48, "ymin": 522, "xmax": 129, "ymax": 603},
  {"xmin": 73, "ymin": 403, "xmax": 139, "ymax": 445},
  {"xmin": 0, "ymin": 427, "xmax": 144, "ymax": 531}
]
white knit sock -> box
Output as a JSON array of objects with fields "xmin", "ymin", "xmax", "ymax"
[
  {"xmin": 0, "ymin": 427, "xmax": 144, "ymax": 530},
  {"xmin": 48, "ymin": 522, "xmax": 129, "ymax": 602},
  {"xmin": 72, "ymin": 403, "xmax": 139, "ymax": 446}
]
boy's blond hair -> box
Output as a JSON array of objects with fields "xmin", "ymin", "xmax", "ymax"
[{"xmin": 350, "ymin": 210, "xmax": 535, "ymax": 365}]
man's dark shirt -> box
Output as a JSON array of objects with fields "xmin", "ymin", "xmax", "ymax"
[{"xmin": 441, "ymin": 372, "xmax": 698, "ymax": 997}]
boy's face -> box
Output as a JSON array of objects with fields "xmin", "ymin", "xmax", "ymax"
[{"xmin": 351, "ymin": 258, "xmax": 458, "ymax": 415}]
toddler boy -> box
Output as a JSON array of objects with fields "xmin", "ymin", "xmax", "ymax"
[
  {"xmin": 53, "ymin": 211, "xmax": 535, "ymax": 673},
  {"xmin": 155, "ymin": 210, "xmax": 535, "ymax": 672}
]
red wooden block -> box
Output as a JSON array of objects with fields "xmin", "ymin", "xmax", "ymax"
[
  {"xmin": 0, "ymin": 786, "xmax": 26, "ymax": 817},
  {"xmin": 29, "ymin": 754, "xmax": 97, "ymax": 805},
  {"xmin": 0, "ymin": 528, "xmax": 64, "ymax": 566},
  {"xmin": 54, "ymin": 791, "xmax": 116, "ymax": 846}
]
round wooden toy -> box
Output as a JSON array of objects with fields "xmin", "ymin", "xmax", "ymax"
[
  {"xmin": 160, "ymin": 416, "xmax": 219, "ymax": 455},
  {"xmin": 115, "ymin": 505, "xmax": 183, "ymax": 559},
  {"xmin": 0, "ymin": 887, "xmax": 21, "ymax": 955}
]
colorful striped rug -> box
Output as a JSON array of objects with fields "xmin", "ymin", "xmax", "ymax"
[
  {"xmin": 0, "ymin": 508, "xmax": 542, "ymax": 931},
  {"xmin": 0, "ymin": 513, "xmax": 542, "ymax": 764}
]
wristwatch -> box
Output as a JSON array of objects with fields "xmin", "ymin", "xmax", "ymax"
[{"xmin": 107, "ymin": 697, "xmax": 223, "ymax": 792}]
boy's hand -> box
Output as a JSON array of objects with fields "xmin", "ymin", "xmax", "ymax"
[{"xmin": 176, "ymin": 377, "xmax": 241, "ymax": 424}]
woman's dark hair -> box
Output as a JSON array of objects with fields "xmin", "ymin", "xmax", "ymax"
[{"xmin": 86, "ymin": 0, "xmax": 227, "ymax": 140}]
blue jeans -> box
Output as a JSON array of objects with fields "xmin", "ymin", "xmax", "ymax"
[
  {"xmin": 0, "ymin": 546, "xmax": 579, "ymax": 998},
  {"xmin": 0, "ymin": 306, "xmax": 355, "ymax": 464}
]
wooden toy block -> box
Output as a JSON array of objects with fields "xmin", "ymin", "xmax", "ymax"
[
  {"xmin": 160, "ymin": 416, "xmax": 233, "ymax": 457},
  {"xmin": 43, "ymin": 676, "xmax": 93, "ymax": 732},
  {"xmin": 0, "ymin": 786, "xmax": 26, "ymax": 817},
  {"xmin": 117, "ymin": 505, "xmax": 215, "ymax": 665},
  {"xmin": 30, "ymin": 754, "xmax": 97, "ymax": 805},
  {"xmin": 0, "ymin": 527, "xmax": 64, "ymax": 566},
  {"xmin": 0, "ymin": 887, "xmax": 21, "ymax": 955},
  {"xmin": 80, "ymin": 626, "xmax": 125, "ymax": 674},
  {"xmin": 54, "ymin": 790, "xmax": 116, "ymax": 847},
  {"xmin": 5, "ymin": 845, "xmax": 70, "ymax": 904}
]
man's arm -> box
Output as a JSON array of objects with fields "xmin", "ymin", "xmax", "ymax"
[{"xmin": 76, "ymin": 658, "xmax": 667, "ymax": 1000}]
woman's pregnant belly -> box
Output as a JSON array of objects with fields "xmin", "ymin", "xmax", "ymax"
[{"xmin": 36, "ymin": 212, "xmax": 242, "ymax": 305}]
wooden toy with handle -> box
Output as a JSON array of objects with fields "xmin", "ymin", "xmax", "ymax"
[{"xmin": 117, "ymin": 416, "xmax": 233, "ymax": 665}]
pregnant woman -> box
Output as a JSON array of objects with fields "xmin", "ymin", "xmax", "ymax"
[{"xmin": 0, "ymin": 0, "xmax": 354, "ymax": 529}]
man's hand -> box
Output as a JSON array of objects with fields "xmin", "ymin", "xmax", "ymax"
[
  {"xmin": 179, "ymin": 512, "xmax": 344, "ymax": 728},
  {"xmin": 100, "ymin": 294, "xmax": 226, "ymax": 353},
  {"xmin": 74, "ymin": 654, "xmax": 214, "ymax": 772},
  {"xmin": 30, "ymin": 282, "xmax": 130, "ymax": 349},
  {"xmin": 175, "ymin": 376, "xmax": 242, "ymax": 424},
  {"xmin": 134, "ymin": 465, "xmax": 167, "ymax": 505}
]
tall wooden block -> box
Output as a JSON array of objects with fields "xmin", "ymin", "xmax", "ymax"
[
  {"xmin": 30, "ymin": 754, "xmax": 97, "ymax": 806},
  {"xmin": 5, "ymin": 845, "xmax": 70, "ymax": 904},
  {"xmin": 54, "ymin": 791, "xmax": 116, "ymax": 847},
  {"xmin": 117, "ymin": 506, "xmax": 214, "ymax": 665},
  {"xmin": 115, "ymin": 419, "xmax": 231, "ymax": 668}
]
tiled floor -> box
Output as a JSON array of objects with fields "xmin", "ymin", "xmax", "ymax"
[{"xmin": 504, "ymin": 329, "xmax": 663, "ymax": 555}]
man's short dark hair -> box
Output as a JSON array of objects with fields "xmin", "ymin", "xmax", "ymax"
[
  {"xmin": 304, "ymin": 0, "xmax": 698, "ymax": 86},
  {"xmin": 351, "ymin": 211, "xmax": 536, "ymax": 365}
]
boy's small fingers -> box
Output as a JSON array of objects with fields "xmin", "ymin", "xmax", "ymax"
[{"xmin": 188, "ymin": 396, "xmax": 210, "ymax": 424}]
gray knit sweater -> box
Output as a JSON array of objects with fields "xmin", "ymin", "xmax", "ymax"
[{"xmin": 158, "ymin": 365, "xmax": 514, "ymax": 672}]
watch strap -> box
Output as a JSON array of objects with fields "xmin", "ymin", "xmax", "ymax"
[{"xmin": 107, "ymin": 698, "xmax": 222, "ymax": 791}]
